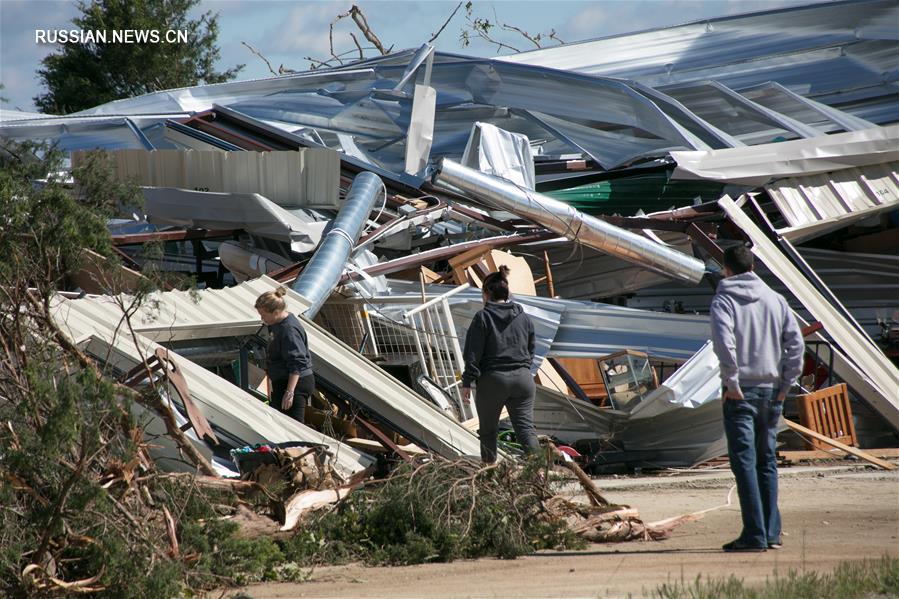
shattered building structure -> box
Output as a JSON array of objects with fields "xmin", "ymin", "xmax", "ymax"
[{"xmin": 3, "ymin": 0, "xmax": 898, "ymax": 474}]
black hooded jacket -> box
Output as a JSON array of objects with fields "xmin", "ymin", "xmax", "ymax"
[{"xmin": 461, "ymin": 301, "xmax": 535, "ymax": 387}]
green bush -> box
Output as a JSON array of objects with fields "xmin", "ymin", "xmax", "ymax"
[{"xmin": 283, "ymin": 456, "xmax": 584, "ymax": 567}]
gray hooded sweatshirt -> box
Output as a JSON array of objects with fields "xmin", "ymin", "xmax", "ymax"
[{"xmin": 710, "ymin": 271, "xmax": 804, "ymax": 396}]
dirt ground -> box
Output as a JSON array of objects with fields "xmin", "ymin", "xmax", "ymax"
[{"xmin": 236, "ymin": 464, "xmax": 899, "ymax": 598}]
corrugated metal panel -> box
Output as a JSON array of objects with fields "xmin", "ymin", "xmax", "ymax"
[
  {"xmin": 50, "ymin": 292, "xmax": 374, "ymax": 476},
  {"xmin": 90, "ymin": 149, "xmax": 340, "ymax": 209},
  {"xmin": 386, "ymin": 282, "xmax": 710, "ymax": 362},
  {"xmin": 768, "ymin": 161, "xmax": 899, "ymax": 242},
  {"xmin": 532, "ymin": 344, "xmax": 727, "ymax": 467},
  {"xmin": 57, "ymin": 278, "xmax": 484, "ymax": 459},
  {"xmin": 499, "ymin": 0, "xmax": 899, "ymax": 126},
  {"xmin": 671, "ymin": 124, "xmax": 899, "ymax": 186}
]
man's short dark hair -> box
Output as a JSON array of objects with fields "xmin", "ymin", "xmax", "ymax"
[{"xmin": 724, "ymin": 245, "xmax": 754, "ymax": 274}]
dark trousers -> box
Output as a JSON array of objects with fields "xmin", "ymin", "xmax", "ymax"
[
  {"xmin": 270, "ymin": 374, "xmax": 315, "ymax": 424},
  {"xmin": 475, "ymin": 368, "xmax": 540, "ymax": 463},
  {"xmin": 723, "ymin": 386, "xmax": 783, "ymax": 548}
]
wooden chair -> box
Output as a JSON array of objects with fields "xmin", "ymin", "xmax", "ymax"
[{"xmin": 794, "ymin": 383, "xmax": 857, "ymax": 451}]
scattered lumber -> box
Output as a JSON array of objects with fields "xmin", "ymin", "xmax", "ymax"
[
  {"xmin": 783, "ymin": 419, "xmax": 896, "ymax": 470},
  {"xmin": 779, "ymin": 448, "xmax": 899, "ymax": 464}
]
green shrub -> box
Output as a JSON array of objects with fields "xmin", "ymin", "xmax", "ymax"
[{"xmin": 283, "ymin": 456, "xmax": 584, "ymax": 567}]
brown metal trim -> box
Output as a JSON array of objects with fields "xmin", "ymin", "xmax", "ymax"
[
  {"xmin": 112, "ymin": 229, "xmax": 239, "ymax": 245},
  {"xmin": 686, "ymin": 222, "xmax": 724, "ymax": 264},
  {"xmin": 354, "ymin": 415, "xmax": 412, "ymax": 462},
  {"xmin": 339, "ymin": 231, "xmax": 553, "ymax": 284},
  {"xmin": 185, "ymin": 118, "xmax": 274, "ymax": 151},
  {"xmin": 121, "ymin": 348, "xmax": 219, "ymax": 445},
  {"xmin": 270, "ymin": 231, "xmax": 552, "ymax": 285}
]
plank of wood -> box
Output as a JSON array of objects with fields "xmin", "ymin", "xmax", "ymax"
[
  {"xmin": 778, "ymin": 448, "xmax": 899, "ymax": 463},
  {"xmin": 783, "ymin": 419, "xmax": 895, "ymax": 470}
]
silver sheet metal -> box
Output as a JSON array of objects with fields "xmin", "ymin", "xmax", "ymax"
[
  {"xmin": 385, "ymin": 281, "xmax": 711, "ymax": 363},
  {"xmin": 461, "ymin": 121, "xmax": 535, "ymax": 190},
  {"xmin": 671, "ymin": 124, "xmax": 899, "ymax": 186},
  {"xmin": 499, "ymin": 0, "xmax": 899, "ymax": 126},
  {"xmin": 766, "ymin": 162, "xmax": 899, "ymax": 243},
  {"xmin": 433, "ymin": 159, "xmax": 707, "ymax": 284},
  {"xmin": 531, "ymin": 343, "xmax": 725, "ymax": 467},
  {"xmin": 741, "ymin": 82, "xmax": 876, "ymax": 134},
  {"xmin": 5, "ymin": 1, "xmax": 888, "ymax": 185},
  {"xmin": 293, "ymin": 172, "xmax": 385, "ymax": 319},
  {"xmin": 662, "ymin": 80, "xmax": 826, "ymax": 144},
  {"xmin": 50, "ymin": 294, "xmax": 374, "ymax": 477},
  {"xmin": 142, "ymin": 188, "xmax": 327, "ymax": 253}
]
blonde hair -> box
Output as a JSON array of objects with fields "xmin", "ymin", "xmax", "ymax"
[{"xmin": 255, "ymin": 287, "xmax": 288, "ymax": 313}]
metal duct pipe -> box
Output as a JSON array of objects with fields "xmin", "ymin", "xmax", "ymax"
[
  {"xmin": 293, "ymin": 171, "xmax": 385, "ymax": 318},
  {"xmin": 433, "ymin": 159, "xmax": 706, "ymax": 284}
]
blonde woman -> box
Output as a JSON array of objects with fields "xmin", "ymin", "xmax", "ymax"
[{"xmin": 254, "ymin": 287, "xmax": 315, "ymax": 423}]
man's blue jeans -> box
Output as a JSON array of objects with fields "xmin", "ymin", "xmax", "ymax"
[{"xmin": 723, "ymin": 386, "xmax": 783, "ymax": 548}]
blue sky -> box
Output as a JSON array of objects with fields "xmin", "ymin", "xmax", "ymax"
[{"xmin": 1, "ymin": 0, "xmax": 812, "ymax": 113}]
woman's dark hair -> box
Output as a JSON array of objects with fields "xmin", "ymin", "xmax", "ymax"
[{"xmin": 482, "ymin": 265, "xmax": 511, "ymax": 301}]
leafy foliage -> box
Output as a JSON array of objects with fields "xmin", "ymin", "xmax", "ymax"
[
  {"xmin": 283, "ymin": 455, "xmax": 584, "ymax": 567},
  {"xmin": 0, "ymin": 141, "xmax": 264, "ymax": 596},
  {"xmin": 35, "ymin": 0, "xmax": 243, "ymax": 114}
]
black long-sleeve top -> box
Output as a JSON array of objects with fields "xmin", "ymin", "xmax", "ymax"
[
  {"xmin": 461, "ymin": 301, "xmax": 535, "ymax": 387},
  {"xmin": 266, "ymin": 313, "xmax": 313, "ymax": 380}
]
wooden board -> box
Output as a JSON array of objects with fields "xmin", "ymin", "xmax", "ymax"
[
  {"xmin": 535, "ymin": 360, "xmax": 570, "ymax": 397},
  {"xmin": 783, "ymin": 418, "xmax": 895, "ymax": 470},
  {"xmin": 779, "ymin": 447, "xmax": 899, "ymax": 464},
  {"xmin": 554, "ymin": 357, "xmax": 608, "ymax": 405}
]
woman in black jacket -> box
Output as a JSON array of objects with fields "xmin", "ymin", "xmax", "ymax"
[
  {"xmin": 254, "ymin": 287, "xmax": 315, "ymax": 423},
  {"xmin": 461, "ymin": 266, "xmax": 540, "ymax": 462}
]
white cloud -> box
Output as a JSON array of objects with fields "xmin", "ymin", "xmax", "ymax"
[{"xmin": 263, "ymin": 3, "xmax": 353, "ymax": 55}]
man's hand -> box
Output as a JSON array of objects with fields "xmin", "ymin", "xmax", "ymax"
[
  {"xmin": 281, "ymin": 389, "xmax": 294, "ymax": 411},
  {"xmin": 461, "ymin": 387, "xmax": 471, "ymax": 404},
  {"xmin": 723, "ymin": 387, "xmax": 744, "ymax": 401},
  {"xmin": 776, "ymin": 392, "xmax": 786, "ymax": 403}
]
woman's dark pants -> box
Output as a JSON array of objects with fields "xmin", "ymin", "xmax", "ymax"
[
  {"xmin": 270, "ymin": 374, "xmax": 315, "ymax": 424},
  {"xmin": 475, "ymin": 368, "xmax": 540, "ymax": 463}
]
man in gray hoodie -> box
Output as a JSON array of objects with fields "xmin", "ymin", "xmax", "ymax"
[{"xmin": 710, "ymin": 245, "xmax": 804, "ymax": 552}]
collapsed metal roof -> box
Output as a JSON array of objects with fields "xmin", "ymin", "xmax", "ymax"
[
  {"xmin": 499, "ymin": 0, "xmax": 899, "ymax": 126},
  {"xmin": 2, "ymin": 0, "xmax": 893, "ymax": 183}
]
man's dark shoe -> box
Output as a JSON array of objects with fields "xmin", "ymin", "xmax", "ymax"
[{"xmin": 722, "ymin": 539, "xmax": 767, "ymax": 552}]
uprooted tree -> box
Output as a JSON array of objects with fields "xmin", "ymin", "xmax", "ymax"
[{"xmin": 0, "ymin": 142, "xmax": 283, "ymax": 596}]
